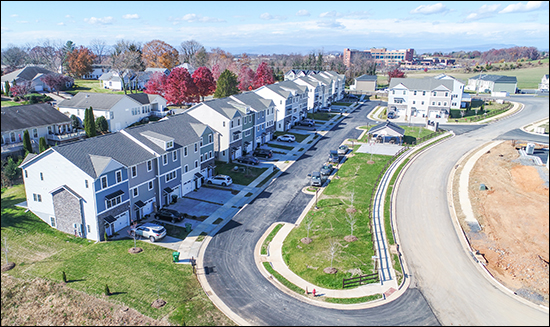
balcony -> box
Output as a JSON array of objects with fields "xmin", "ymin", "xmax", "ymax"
[
  {"xmin": 1, "ymin": 139, "xmax": 37, "ymax": 156},
  {"xmin": 46, "ymin": 130, "xmax": 87, "ymax": 142}
]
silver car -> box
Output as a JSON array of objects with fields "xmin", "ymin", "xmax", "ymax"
[{"xmin": 131, "ymin": 223, "xmax": 166, "ymax": 242}]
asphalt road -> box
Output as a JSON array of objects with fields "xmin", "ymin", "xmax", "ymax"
[
  {"xmin": 395, "ymin": 96, "xmax": 549, "ymax": 325},
  {"xmin": 203, "ymin": 102, "xmax": 440, "ymax": 325}
]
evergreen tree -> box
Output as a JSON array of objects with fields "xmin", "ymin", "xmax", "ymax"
[
  {"xmin": 4, "ymin": 81, "xmax": 9, "ymax": 96},
  {"xmin": 39, "ymin": 137, "xmax": 49, "ymax": 153},
  {"xmin": 84, "ymin": 107, "xmax": 96, "ymax": 138},
  {"xmin": 22, "ymin": 130, "xmax": 33, "ymax": 154},
  {"xmin": 213, "ymin": 69, "xmax": 239, "ymax": 98},
  {"xmin": 70, "ymin": 114, "xmax": 80, "ymax": 130},
  {"xmin": 95, "ymin": 116, "xmax": 108, "ymax": 133},
  {"xmin": 3, "ymin": 157, "xmax": 21, "ymax": 183}
]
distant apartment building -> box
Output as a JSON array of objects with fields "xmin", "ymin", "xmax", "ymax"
[{"xmin": 343, "ymin": 48, "xmax": 414, "ymax": 67}]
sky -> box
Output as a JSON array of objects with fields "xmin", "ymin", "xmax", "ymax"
[{"xmin": 1, "ymin": 1, "xmax": 549, "ymax": 54}]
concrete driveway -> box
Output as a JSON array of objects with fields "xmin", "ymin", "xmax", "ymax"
[{"xmin": 356, "ymin": 143, "xmax": 404, "ymax": 156}]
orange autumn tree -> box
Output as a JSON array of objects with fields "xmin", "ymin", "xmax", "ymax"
[
  {"xmin": 142, "ymin": 40, "xmax": 179, "ymax": 69},
  {"xmin": 66, "ymin": 46, "xmax": 97, "ymax": 78}
]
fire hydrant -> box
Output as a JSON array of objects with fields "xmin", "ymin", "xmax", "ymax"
[{"xmin": 312, "ymin": 289, "xmax": 316, "ymax": 297}]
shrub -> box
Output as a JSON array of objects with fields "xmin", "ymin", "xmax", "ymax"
[
  {"xmin": 104, "ymin": 231, "xmax": 108, "ymax": 241},
  {"xmin": 104, "ymin": 284, "xmax": 110, "ymax": 296},
  {"xmin": 62, "ymin": 271, "xmax": 67, "ymax": 283}
]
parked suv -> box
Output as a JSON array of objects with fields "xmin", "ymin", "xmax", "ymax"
[
  {"xmin": 308, "ymin": 171, "xmax": 326, "ymax": 187},
  {"xmin": 329, "ymin": 150, "xmax": 339, "ymax": 163},
  {"xmin": 207, "ymin": 175, "xmax": 233, "ymax": 186},
  {"xmin": 297, "ymin": 118, "xmax": 315, "ymax": 127},
  {"xmin": 253, "ymin": 148, "xmax": 273, "ymax": 158},
  {"xmin": 320, "ymin": 164, "xmax": 334, "ymax": 176},
  {"xmin": 155, "ymin": 208, "xmax": 184, "ymax": 223},
  {"xmin": 338, "ymin": 145, "xmax": 349, "ymax": 156},
  {"xmin": 131, "ymin": 223, "xmax": 166, "ymax": 242},
  {"xmin": 236, "ymin": 156, "xmax": 260, "ymax": 165}
]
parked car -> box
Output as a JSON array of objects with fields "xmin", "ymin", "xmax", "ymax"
[
  {"xmin": 338, "ymin": 145, "xmax": 349, "ymax": 156},
  {"xmin": 207, "ymin": 175, "xmax": 233, "ymax": 186},
  {"xmin": 253, "ymin": 148, "xmax": 273, "ymax": 158},
  {"xmin": 297, "ymin": 118, "xmax": 315, "ymax": 127},
  {"xmin": 277, "ymin": 134, "xmax": 296, "ymax": 142},
  {"xmin": 329, "ymin": 150, "xmax": 339, "ymax": 163},
  {"xmin": 131, "ymin": 223, "xmax": 166, "ymax": 242},
  {"xmin": 308, "ymin": 171, "xmax": 326, "ymax": 187},
  {"xmin": 236, "ymin": 156, "xmax": 260, "ymax": 165},
  {"xmin": 387, "ymin": 111, "xmax": 396, "ymax": 119},
  {"xmin": 155, "ymin": 208, "xmax": 184, "ymax": 223},
  {"xmin": 320, "ymin": 164, "xmax": 334, "ymax": 176}
]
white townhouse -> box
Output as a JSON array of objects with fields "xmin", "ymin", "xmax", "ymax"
[
  {"xmin": 254, "ymin": 80, "xmax": 308, "ymax": 132},
  {"xmin": 57, "ymin": 92, "xmax": 167, "ymax": 132},
  {"xmin": 305, "ymin": 73, "xmax": 334, "ymax": 109},
  {"xmin": 388, "ymin": 77, "xmax": 454, "ymax": 119},
  {"xmin": 292, "ymin": 76, "xmax": 322, "ymax": 113},
  {"xmin": 432, "ymin": 74, "xmax": 467, "ymax": 109},
  {"xmin": 318, "ymin": 71, "xmax": 346, "ymax": 102},
  {"xmin": 538, "ymin": 74, "xmax": 549, "ymax": 92},
  {"xmin": 284, "ymin": 69, "xmax": 320, "ymax": 81}
]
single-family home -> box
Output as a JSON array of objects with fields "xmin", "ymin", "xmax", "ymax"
[
  {"xmin": 98, "ymin": 70, "xmax": 140, "ymax": 91},
  {"xmin": 465, "ymin": 74, "xmax": 518, "ymax": 94},
  {"xmin": 81, "ymin": 64, "xmax": 110, "ymax": 80},
  {"xmin": 173, "ymin": 63, "xmax": 195, "ymax": 75},
  {"xmin": 1, "ymin": 65, "xmax": 72, "ymax": 93},
  {"xmin": 351, "ymin": 74, "xmax": 377, "ymax": 93},
  {"xmin": 1, "ymin": 103, "xmax": 86, "ymax": 159},
  {"xmin": 539, "ymin": 74, "xmax": 549, "ymax": 92},
  {"xmin": 367, "ymin": 120, "xmax": 405, "ymax": 145},
  {"xmin": 57, "ymin": 92, "xmax": 168, "ymax": 132},
  {"xmin": 388, "ymin": 77, "xmax": 454, "ymax": 119},
  {"xmin": 185, "ymin": 98, "xmax": 244, "ymax": 163}
]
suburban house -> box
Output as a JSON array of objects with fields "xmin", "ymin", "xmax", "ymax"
[
  {"xmin": 388, "ymin": 77, "xmax": 454, "ymax": 119},
  {"xmin": 254, "ymin": 80, "xmax": 309, "ymax": 132},
  {"xmin": 57, "ymin": 92, "xmax": 168, "ymax": 132},
  {"xmin": 1, "ymin": 65, "xmax": 72, "ymax": 93},
  {"xmin": 228, "ymin": 91, "xmax": 276, "ymax": 151},
  {"xmin": 539, "ymin": 74, "xmax": 549, "ymax": 92},
  {"xmin": 351, "ymin": 74, "xmax": 377, "ymax": 92},
  {"xmin": 1, "ymin": 103, "xmax": 86, "ymax": 159},
  {"xmin": 18, "ymin": 111, "xmax": 215, "ymax": 241},
  {"xmin": 367, "ymin": 120, "xmax": 405, "ymax": 144},
  {"xmin": 431, "ymin": 74, "xmax": 467, "ymax": 109},
  {"xmin": 81, "ymin": 64, "xmax": 110, "ymax": 80},
  {"xmin": 173, "ymin": 63, "xmax": 195, "ymax": 75},
  {"xmin": 98, "ymin": 70, "xmax": 138, "ymax": 91},
  {"xmin": 465, "ymin": 74, "xmax": 518, "ymax": 94},
  {"xmin": 185, "ymin": 98, "xmax": 244, "ymax": 163}
]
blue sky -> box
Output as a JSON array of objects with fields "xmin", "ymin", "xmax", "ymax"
[{"xmin": 1, "ymin": 1, "xmax": 549, "ymax": 54}]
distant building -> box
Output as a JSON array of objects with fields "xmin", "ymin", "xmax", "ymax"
[
  {"xmin": 539, "ymin": 74, "xmax": 549, "ymax": 92},
  {"xmin": 343, "ymin": 48, "xmax": 414, "ymax": 67},
  {"xmin": 465, "ymin": 74, "xmax": 518, "ymax": 94},
  {"xmin": 351, "ymin": 74, "xmax": 377, "ymax": 92}
]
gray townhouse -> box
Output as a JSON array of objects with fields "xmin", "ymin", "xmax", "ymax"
[
  {"xmin": 307, "ymin": 73, "xmax": 334, "ymax": 109},
  {"xmin": 228, "ymin": 91, "xmax": 276, "ymax": 149},
  {"xmin": 292, "ymin": 76, "xmax": 322, "ymax": 113}
]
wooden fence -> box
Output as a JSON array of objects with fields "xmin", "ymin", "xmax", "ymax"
[{"xmin": 343, "ymin": 273, "xmax": 379, "ymax": 288}]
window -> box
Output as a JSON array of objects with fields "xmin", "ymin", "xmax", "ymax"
[
  {"xmin": 200, "ymin": 154, "xmax": 203, "ymax": 162},
  {"xmin": 438, "ymin": 102, "xmax": 441, "ymax": 106},
  {"xmin": 40, "ymin": 172, "xmax": 43, "ymax": 180},
  {"xmin": 163, "ymin": 154, "xmax": 168, "ymax": 165},
  {"xmin": 116, "ymin": 170, "xmax": 122, "ymax": 182},
  {"xmin": 414, "ymin": 91, "xmax": 417, "ymax": 96},
  {"xmin": 194, "ymin": 143, "xmax": 198, "ymax": 152},
  {"xmin": 403, "ymin": 90, "xmax": 406, "ymax": 95},
  {"xmin": 432, "ymin": 102, "xmax": 435, "ymax": 105},
  {"xmin": 172, "ymin": 150, "xmax": 178, "ymax": 162},
  {"xmin": 194, "ymin": 160, "xmax": 198, "ymax": 168},
  {"xmin": 184, "ymin": 164, "xmax": 189, "ymax": 173},
  {"xmin": 222, "ymin": 150, "xmax": 226, "ymax": 156},
  {"xmin": 24, "ymin": 170, "xmax": 28, "ymax": 178},
  {"xmin": 412, "ymin": 101, "xmax": 415, "ymax": 104},
  {"xmin": 237, "ymin": 118, "xmax": 240, "ymax": 125},
  {"xmin": 200, "ymin": 137, "xmax": 203, "ymax": 146},
  {"xmin": 444, "ymin": 102, "xmax": 447, "ymax": 106},
  {"xmin": 147, "ymin": 160, "xmax": 152, "ymax": 172},
  {"xmin": 166, "ymin": 140, "xmax": 174, "ymax": 149},
  {"xmin": 165, "ymin": 170, "xmax": 177, "ymax": 182},
  {"xmin": 50, "ymin": 217, "xmax": 56, "ymax": 227},
  {"xmin": 106, "ymin": 195, "xmax": 122, "ymax": 209},
  {"xmin": 148, "ymin": 181, "xmax": 154, "ymax": 190},
  {"xmin": 208, "ymin": 134, "xmax": 212, "ymax": 143},
  {"xmin": 131, "ymin": 166, "xmax": 137, "ymax": 178},
  {"xmin": 10, "ymin": 132, "xmax": 15, "ymax": 142},
  {"xmin": 422, "ymin": 101, "xmax": 424, "ymax": 105},
  {"xmin": 132, "ymin": 187, "xmax": 138, "ymax": 198},
  {"xmin": 85, "ymin": 180, "xmax": 88, "ymax": 188},
  {"xmin": 33, "ymin": 129, "xmax": 38, "ymax": 138},
  {"xmin": 209, "ymin": 150, "xmax": 212, "ymax": 158},
  {"xmin": 87, "ymin": 225, "xmax": 91, "ymax": 233},
  {"xmin": 110, "ymin": 112, "xmax": 114, "ymax": 119},
  {"xmin": 432, "ymin": 92, "xmax": 436, "ymax": 96},
  {"xmin": 33, "ymin": 194, "xmax": 37, "ymax": 201},
  {"xmin": 223, "ymin": 121, "xmax": 225, "ymax": 127},
  {"xmin": 257, "ymin": 126, "xmax": 260, "ymax": 132},
  {"xmin": 231, "ymin": 121, "xmax": 234, "ymax": 128},
  {"xmin": 392, "ymin": 90, "xmax": 395, "ymax": 95},
  {"xmin": 101, "ymin": 176, "xmax": 108, "ymax": 189},
  {"xmin": 422, "ymin": 91, "xmax": 426, "ymax": 96},
  {"xmin": 37, "ymin": 194, "xmax": 42, "ymax": 202},
  {"xmin": 445, "ymin": 92, "xmax": 449, "ymax": 97}
]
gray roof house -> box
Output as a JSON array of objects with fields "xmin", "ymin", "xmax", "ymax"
[
  {"xmin": 367, "ymin": 120, "xmax": 405, "ymax": 144},
  {"xmin": 1, "ymin": 65, "xmax": 65, "ymax": 93},
  {"xmin": 352, "ymin": 74, "xmax": 378, "ymax": 92},
  {"xmin": 466, "ymin": 74, "xmax": 518, "ymax": 94}
]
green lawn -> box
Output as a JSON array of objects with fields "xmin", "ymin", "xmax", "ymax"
[
  {"xmin": 1, "ymin": 98, "xmax": 22, "ymax": 107},
  {"xmin": 213, "ymin": 160, "xmax": 268, "ymax": 185},
  {"xmin": 307, "ymin": 112, "xmax": 337, "ymax": 121},
  {"xmin": 0, "ymin": 184, "xmax": 233, "ymax": 325},
  {"xmin": 449, "ymin": 102, "xmax": 513, "ymax": 122},
  {"xmin": 331, "ymin": 102, "xmax": 352, "ymax": 106},
  {"xmin": 261, "ymin": 224, "xmax": 283, "ymax": 255},
  {"xmin": 66, "ymin": 79, "xmax": 144, "ymax": 95},
  {"xmin": 266, "ymin": 143, "xmax": 295, "ymax": 151},
  {"xmin": 273, "ymin": 131, "xmax": 309, "ymax": 143},
  {"xmin": 282, "ymin": 153, "xmax": 391, "ymax": 289}
]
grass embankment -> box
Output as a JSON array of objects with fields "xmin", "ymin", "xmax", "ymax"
[
  {"xmin": 282, "ymin": 152, "xmax": 390, "ymax": 290},
  {"xmin": 449, "ymin": 101, "xmax": 513, "ymax": 123},
  {"xmin": 0, "ymin": 185, "xmax": 233, "ymax": 326},
  {"xmin": 214, "ymin": 161, "xmax": 268, "ymax": 185},
  {"xmin": 261, "ymin": 224, "xmax": 283, "ymax": 255}
]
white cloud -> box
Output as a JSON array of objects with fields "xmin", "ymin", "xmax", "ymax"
[
  {"xmin": 296, "ymin": 10, "xmax": 310, "ymax": 16},
  {"xmin": 317, "ymin": 20, "xmax": 345, "ymax": 29},
  {"xmin": 57, "ymin": 22, "xmax": 65, "ymax": 26},
  {"xmin": 260, "ymin": 12, "xmax": 287, "ymax": 20},
  {"xmin": 320, "ymin": 10, "xmax": 343, "ymax": 18},
  {"xmin": 410, "ymin": 3, "xmax": 448, "ymax": 15},
  {"xmin": 180, "ymin": 13, "xmax": 225, "ymax": 23},
  {"xmin": 10, "ymin": 14, "xmax": 18, "ymax": 17},
  {"xmin": 65, "ymin": 15, "xmax": 72, "ymax": 18},
  {"xmin": 84, "ymin": 16, "xmax": 115, "ymax": 24},
  {"xmin": 123, "ymin": 14, "xmax": 139, "ymax": 19},
  {"xmin": 499, "ymin": 1, "xmax": 548, "ymax": 14},
  {"xmin": 465, "ymin": 4, "xmax": 501, "ymax": 21}
]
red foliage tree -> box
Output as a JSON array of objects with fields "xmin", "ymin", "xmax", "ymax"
[
  {"xmin": 10, "ymin": 81, "xmax": 32, "ymax": 97},
  {"xmin": 238, "ymin": 65, "xmax": 255, "ymax": 91},
  {"xmin": 143, "ymin": 72, "xmax": 168, "ymax": 96},
  {"xmin": 253, "ymin": 62, "xmax": 274, "ymax": 89},
  {"xmin": 41, "ymin": 74, "xmax": 73, "ymax": 95},
  {"xmin": 387, "ymin": 68, "xmax": 405, "ymax": 83},
  {"xmin": 164, "ymin": 67, "xmax": 198, "ymax": 107},
  {"xmin": 192, "ymin": 66, "xmax": 216, "ymax": 101}
]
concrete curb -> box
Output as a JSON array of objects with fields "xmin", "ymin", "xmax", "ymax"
[{"xmin": 520, "ymin": 117, "xmax": 549, "ymax": 136}]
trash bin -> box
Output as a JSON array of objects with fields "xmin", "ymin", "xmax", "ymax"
[
  {"xmin": 172, "ymin": 251, "xmax": 180, "ymax": 263},
  {"xmin": 185, "ymin": 223, "xmax": 192, "ymax": 233}
]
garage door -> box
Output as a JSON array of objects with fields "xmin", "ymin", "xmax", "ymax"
[
  {"xmin": 143, "ymin": 199, "xmax": 154, "ymax": 216},
  {"xmin": 113, "ymin": 211, "xmax": 129, "ymax": 232},
  {"xmin": 429, "ymin": 111, "xmax": 438, "ymax": 119},
  {"xmin": 181, "ymin": 180, "xmax": 194, "ymax": 196},
  {"xmin": 35, "ymin": 85, "xmax": 43, "ymax": 92}
]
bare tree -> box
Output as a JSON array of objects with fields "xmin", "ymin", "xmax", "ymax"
[
  {"xmin": 89, "ymin": 39, "xmax": 109, "ymax": 64},
  {"xmin": 1, "ymin": 44, "xmax": 29, "ymax": 71},
  {"xmin": 327, "ymin": 238, "xmax": 341, "ymax": 268},
  {"xmin": 349, "ymin": 190, "xmax": 355, "ymax": 208},
  {"xmin": 110, "ymin": 40, "xmax": 144, "ymax": 94},
  {"xmin": 346, "ymin": 212, "xmax": 357, "ymax": 237},
  {"xmin": 305, "ymin": 216, "xmax": 314, "ymax": 239},
  {"xmin": 179, "ymin": 40, "xmax": 205, "ymax": 64}
]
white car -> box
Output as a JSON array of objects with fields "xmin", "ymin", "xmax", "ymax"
[
  {"xmin": 207, "ymin": 175, "xmax": 233, "ymax": 186},
  {"xmin": 277, "ymin": 134, "xmax": 296, "ymax": 142}
]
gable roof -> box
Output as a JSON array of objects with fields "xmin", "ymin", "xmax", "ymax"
[
  {"xmin": 57, "ymin": 92, "xmax": 144, "ymax": 111},
  {"xmin": 229, "ymin": 91, "xmax": 274, "ymax": 111},
  {"xmin": 389, "ymin": 78, "xmax": 454, "ymax": 91},
  {"xmin": 1, "ymin": 65, "xmax": 56, "ymax": 83},
  {"xmin": 368, "ymin": 120, "xmax": 405, "ymax": 136},
  {"xmin": 355, "ymin": 74, "xmax": 377, "ymax": 81},
  {"xmin": 468, "ymin": 74, "xmax": 517, "ymax": 84},
  {"xmin": 195, "ymin": 97, "xmax": 242, "ymax": 119},
  {"xmin": 1, "ymin": 103, "xmax": 71, "ymax": 132}
]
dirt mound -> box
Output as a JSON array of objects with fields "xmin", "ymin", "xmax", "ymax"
[
  {"xmin": 344, "ymin": 235, "xmax": 358, "ymax": 242},
  {"xmin": 467, "ymin": 141, "xmax": 549, "ymax": 305},
  {"xmin": 323, "ymin": 267, "xmax": 338, "ymax": 274},
  {"xmin": 151, "ymin": 299, "xmax": 166, "ymax": 308},
  {"xmin": 128, "ymin": 247, "xmax": 143, "ymax": 254},
  {"xmin": 300, "ymin": 237, "xmax": 312, "ymax": 244},
  {"xmin": 1, "ymin": 262, "xmax": 16, "ymax": 272}
]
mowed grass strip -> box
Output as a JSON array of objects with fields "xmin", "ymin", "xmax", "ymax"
[
  {"xmin": 214, "ymin": 160, "xmax": 268, "ymax": 185},
  {"xmin": 0, "ymin": 185, "xmax": 234, "ymax": 326},
  {"xmin": 282, "ymin": 153, "xmax": 391, "ymax": 289},
  {"xmin": 261, "ymin": 223, "xmax": 283, "ymax": 255}
]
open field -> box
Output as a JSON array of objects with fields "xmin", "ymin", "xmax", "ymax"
[
  {"xmin": 1, "ymin": 184, "xmax": 234, "ymax": 326},
  {"xmin": 66, "ymin": 79, "xmax": 145, "ymax": 95}
]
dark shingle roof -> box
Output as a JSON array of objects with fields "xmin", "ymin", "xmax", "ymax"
[
  {"xmin": 1, "ymin": 66, "xmax": 56, "ymax": 83},
  {"xmin": 58, "ymin": 92, "xmax": 146, "ymax": 111},
  {"xmin": 469, "ymin": 74, "xmax": 517, "ymax": 83},
  {"xmin": 1, "ymin": 103, "xmax": 71, "ymax": 132},
  {"xmin": 53, "ymin": 132, "xmax": 154, "ymax": 179},
  {"xmin": 356, "ymin": 74, "xmax": 377, "ymax": 81},
  {"xmin": 368, "ymin": 120, "xmax": 405, "ymax": 136}
]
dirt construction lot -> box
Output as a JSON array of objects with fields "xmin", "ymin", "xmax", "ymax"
[{"xmin": 463, "ymin": 141, "xmax": 549, "ymax": 305}]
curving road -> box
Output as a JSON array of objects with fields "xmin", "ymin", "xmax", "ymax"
[{"xmin": 203, "ymin": 98, "xmax": 548, "ymax": 325}]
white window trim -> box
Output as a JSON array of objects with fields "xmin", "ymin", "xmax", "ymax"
[
  {"xmin": 101, "ymin": 176, "xmax": 108, "ymax": 189},
  {"xmin": 132, "ymin": 187, "xmax": 139, "ymax": 198},
  {"xmin": 184, "ymin": 146, "xmax": 188, "ymax": 157},
  {"xmin": 147, "ymin": 159, "xmax": 153, "ymax": 172},
  {"xmin": 172, "ymin": 149, "xmax": 178, "ymax": 162},
  {"xmin": 184, "ymin": 164, "xmax": 189, "ymax": 173},
  {"xmin": 148, "ymin": 181, "xmax": 154, "ymax": 190},
  {"xmin": 116, "ymin": 169, "xmax": 123, "ymax": 182},
  {"xmin": 163, "ymin": 154, "xmax": 168, "ymax": 166}
]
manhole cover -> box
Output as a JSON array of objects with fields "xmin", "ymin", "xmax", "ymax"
[{"xmin": 245, "ymin": 229, "xmax": 254, "ymax": 233}]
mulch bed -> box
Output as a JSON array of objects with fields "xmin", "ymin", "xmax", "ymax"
[
  {"xmin": 323, "ymin": 267, "xmax": 338, "ymax": 274},
  {"xmin": 300, "ymin": 237, "xmax": 312, "ymax": 244},
  {"xmin": 344, "ymin": 235, "xmax": 358, "ymax": 242},
  {"xmin": 151, "ymin": 299, "xmax": 166, "ymax": 308},
  {"xmin": 1, "ymin": 262, "xmax": 16, "ymax": 272},
  {"xmin": 128, "ymin": 247, "xmax": 143, "ymax": 254}
]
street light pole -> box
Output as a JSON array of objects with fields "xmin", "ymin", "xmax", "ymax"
[{"xmin": 335, "ymin": 162, "xmax": 340, "ymax": 179}]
